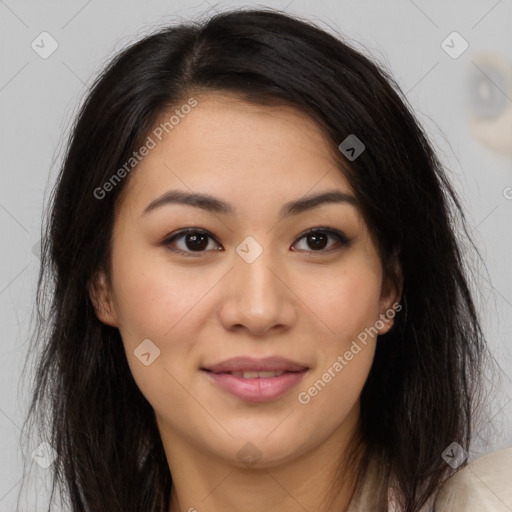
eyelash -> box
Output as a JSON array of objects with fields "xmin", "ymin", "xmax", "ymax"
[{"xmin": 161, "ymin": 227, "xmax": 351, "ymax": 258}]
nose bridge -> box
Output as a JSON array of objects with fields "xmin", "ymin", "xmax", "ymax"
[
  {"xmin": 218, "ymin": 234, "xmax": 295, "ymax": 334},
  {"xmin": 235, "ymin": 234, "xmax": 281, "ymax": 305}
]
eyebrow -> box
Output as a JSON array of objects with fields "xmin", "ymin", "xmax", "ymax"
[{"xmin": 142, "ymin": 189, "xmax": 358, "ymax": 218}]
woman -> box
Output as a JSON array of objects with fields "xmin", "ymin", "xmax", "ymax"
[{"xmin": 19, "ymin": 7, "xmax": 511, "ymax": 512}]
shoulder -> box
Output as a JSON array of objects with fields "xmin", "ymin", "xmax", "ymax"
[{"xmin": 434, "ymin": 447, "xmax": 512, "ymax": 511}]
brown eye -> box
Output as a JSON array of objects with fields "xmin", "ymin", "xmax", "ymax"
[
  {"xmin": 183, "ymin": 232, "xmax": 209, "ymax": 251},
  {"xmin": 163, "ymin": 226, "xmax": 350, "ymax": 258},
  {"xmin": 306, "ymin": 232, "xmax": 329, "ymax": 250},
  {"xmin": 164, "ymin": 229, "xmax": 221, "ymax": 256},
  {"xmin": 292, "ymin": 228, "xmax": 351, "ymax": 253}
]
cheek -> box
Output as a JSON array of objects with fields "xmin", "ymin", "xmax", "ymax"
[
  {"xmin": 296, "ymin": 261, "xmax": 381, "ymax": 409},
  {"xmin": 109, "ymin": 245, "xmax": 223, "ymax": 392},
  {"xmin": 308, "ymin": 261, "xmax": 383, "ymax": 345},
  {"xmin": 109, "ymin": 250, "xmax": 206, "ymax": 405},
  {"xmin": 295, "ymin": 341, "xmax": 375, "ymax": 442},
  {"xmin": 296, "ymin": 269, "xmax": 380, "ymax": 421},
  {"xmin": 110, "ymin": 246, "xmax": 210, "ymax": 340}
]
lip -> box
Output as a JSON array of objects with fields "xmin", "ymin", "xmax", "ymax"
[
  {"xmin": 201, "ymin": 356, "xmax": 309, "ymax": 402},
  {"xmin": 202, "ymin": 356, "xmax": 309, "ymax": 373},
  {"xmin": 202, "ymin": 369, "xmax": 308, "ymax": 402}
]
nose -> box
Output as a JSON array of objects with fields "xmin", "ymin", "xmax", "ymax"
[{"xmin": 217, "ymin": 244, "xmax": 297, "ymax": 337}]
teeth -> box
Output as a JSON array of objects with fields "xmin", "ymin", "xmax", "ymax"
[{"xmin": 229, "ymin": 371, "xmax": 286, "ymax": 378}]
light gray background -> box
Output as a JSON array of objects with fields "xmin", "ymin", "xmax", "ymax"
[{"xmin": 1, "ymin": 0, "xmax": 511, "ymax": 510}]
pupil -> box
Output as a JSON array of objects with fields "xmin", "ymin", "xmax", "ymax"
[
  {"xmin": 186, "ymin": 233, "xmax": 208, "ymax": 251},
  {"xmin": 308, "ymin": 232, "xmax": 327, "ymax": 250}
]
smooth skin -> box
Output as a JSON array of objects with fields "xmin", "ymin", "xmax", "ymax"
[{"xmin": 89, "ymin": 92, "xmax": 402, "ymax": 512}]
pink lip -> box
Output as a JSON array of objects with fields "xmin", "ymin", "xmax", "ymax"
[
  {"xmin": 202, "ymin": 356, "xmax": 308, "ymax": 373},
  {"xmin": 203, "ymin": 370, "xmax": 308, "ymax": 402}
]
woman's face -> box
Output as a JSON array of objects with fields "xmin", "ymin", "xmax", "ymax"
[{"xmin": 90, "ymin": 92, "xmax": 401, "ymax": 471}]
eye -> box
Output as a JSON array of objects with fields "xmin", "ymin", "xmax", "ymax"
[
  {"xmin": 163, "ymin": 229, "xmax": 222, "ymax": 257},
  {"xmin": 162, "ymin": 227, "xmax": 351, "ymax": 257},
  {"xmin": 292, "ymin": 227, "xmax": 351, "ymax": 254}
]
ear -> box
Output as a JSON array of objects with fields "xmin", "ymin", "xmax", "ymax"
[
  {"xmin": 377, "ymin": 253, "xmax": 403, "ymax": 336},
  {"xmin": 88, "ymin": 270, "xmax": 118, "ymax": 327}
]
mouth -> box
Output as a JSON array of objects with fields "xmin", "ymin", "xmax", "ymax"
[
  {"xmin": 202, "ymin": 368, "xmax": 309, "ymax": 402},
  {"xmin": 201, "ymin": 358, "xmax": 309, "ymax": 402},
  {"xmin": 201, "ymin": 355, "xmax": 309, "ymax": 374},
  {"xmin": 202, "ymin": 369, "xmax": 304, "ymax": 378}
]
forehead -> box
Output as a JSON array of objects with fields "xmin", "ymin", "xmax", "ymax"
[{"xmin": 116, "ymin": 92, "xmax": 353, "ymax": 214}]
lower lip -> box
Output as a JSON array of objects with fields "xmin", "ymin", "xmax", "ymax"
[{"xmin": 203, "ymin": 370, "xmax": 308, "ymax": 402}]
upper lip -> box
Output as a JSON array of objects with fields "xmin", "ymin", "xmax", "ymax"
[{"xmin": 202, "ymin": 356, "xmax": 309, "ymax": 373}]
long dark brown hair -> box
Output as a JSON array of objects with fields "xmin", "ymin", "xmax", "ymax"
[{"xmin": 18, "ymin": 7, "xmax": 493, "ymax": 512}]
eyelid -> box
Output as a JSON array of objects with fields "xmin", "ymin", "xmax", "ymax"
[
  {"xmin": 294, "ymin": 226, "xmax": 351, "ymax": 251},
  {"xmin": 163, "ymin": 228, "xmax": 221, "ymax": 257},
  {"xmin": 162, "ymin": 227, "xmax": 351, "ymax": 257}
]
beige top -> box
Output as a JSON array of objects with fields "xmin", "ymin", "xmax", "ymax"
[{"xmin": 346, "ymin": 447, "xmax": 512, "ymax": 511}]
